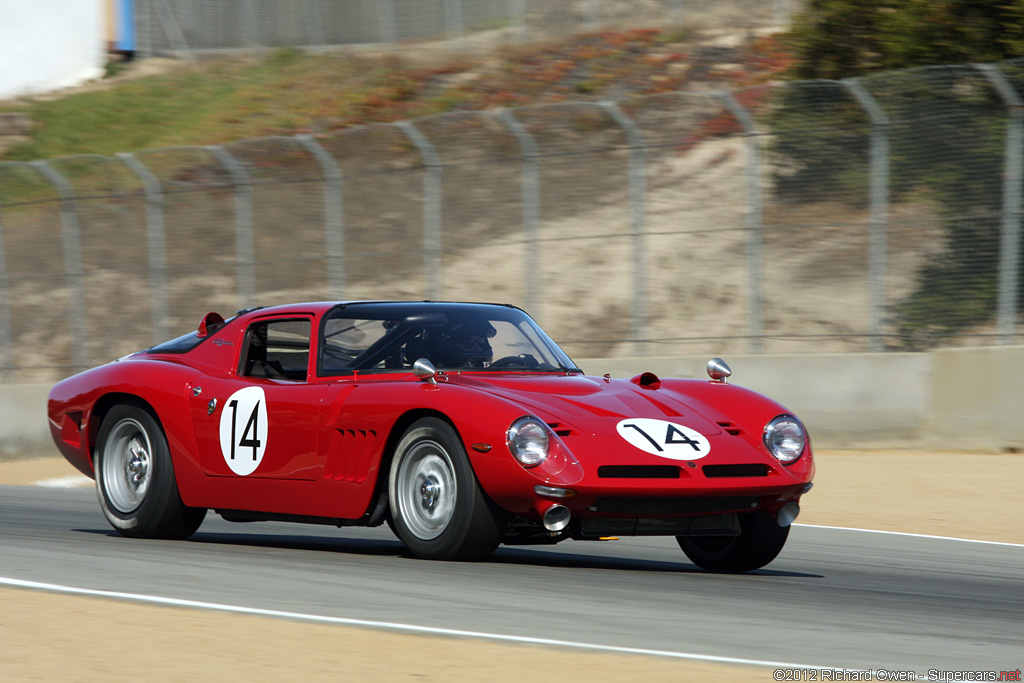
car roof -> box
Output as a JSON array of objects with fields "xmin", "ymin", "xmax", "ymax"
[{"xmin": 230, "ymin": 300, "xmax": 521, "ymax": 321}]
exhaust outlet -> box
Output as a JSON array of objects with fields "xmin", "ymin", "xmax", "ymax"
[
  {"xmin": 542, "ymin": 504, "xmax": 571, "ymax": 532},
  {"xmin": 776, "ymin": 502, "xmax": 800, "ymax": 527}
]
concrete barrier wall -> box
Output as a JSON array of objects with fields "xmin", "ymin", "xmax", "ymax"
[
  {"xmin": 0, "ymin": 0, "xmax": 105, "ymax": 99},
  {"xmin": 0, "ymin": 383, "xmax": 55, "ymax": 459},
  {"xmin": 579, "ymin": 347, "xmax": 1024, "ymax": 451},
  {"xmin": 4, "ymin": 346, "xmax": 1023, "ymax": 459},
  {"xmin": 577, "ymin": 353, "xmax": 935, "ymax": 449}
]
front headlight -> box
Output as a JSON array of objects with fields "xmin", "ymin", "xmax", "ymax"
[
  {"xmin": 763, "ymin": 415, "xmax": 805, "ymax": 464},
  {"xmin": 507, "ymin": 417, "xmax": 549, "ymax": 467}
]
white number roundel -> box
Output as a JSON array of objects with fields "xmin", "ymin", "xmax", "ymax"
[
  {"xmin": 219, "ymin": 386, "xmax": 268, "ymax": 476},
  {"xmin": 616, "ymin": 418, "xmax": 711, "ymax": 460}
]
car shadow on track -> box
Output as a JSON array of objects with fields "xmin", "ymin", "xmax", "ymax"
[
  {"xmin": 493, "ymin": 547, "xmax": 823, "ymax": 578},
  {"xmin": 75, "ymin": 527, "xmax": 407, "ymax": 557},
  {"xmin": 73, "ymin": 527, "xmax": 822, "ymax": 578}
]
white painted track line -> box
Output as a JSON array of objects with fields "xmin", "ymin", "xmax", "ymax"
[
  {"xmin": 794, "ymin": 523, "xmax": 1024, "ymax": 548},
  {"xmin": 0, "ymin": 576, "xmax": 860, "ymax": 673}
]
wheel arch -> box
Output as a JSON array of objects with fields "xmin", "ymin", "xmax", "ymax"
[
  {"xmin": 372, "ymin": 408, "xmax": 459, "ymax": 502},
  {"xmin": 89, "ymin": 393, "xmax": 162, "ymax": 460}
]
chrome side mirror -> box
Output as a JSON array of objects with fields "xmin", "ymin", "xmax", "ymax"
[
  {"xmin": 707, "ymin": 358, "xmax": 731, "ymax": 383},
  {"xmin": 413, "ymin": 358, "xmax": 438, "ymax": 385}
]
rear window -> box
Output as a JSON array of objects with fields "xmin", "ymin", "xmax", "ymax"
[{"xmin": 145, "ymin": 330, "xmax": 209, "ymax": 354}]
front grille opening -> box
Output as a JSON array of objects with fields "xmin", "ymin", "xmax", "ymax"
[
  {"xmin": 598, "ymin": 465, "xmax": 681, "ymax": 479},
  {"xmin": 716, "ymin": 420, "xmax": 742, "ymax": 435},
  {"xmin": 702, "ymin": 463, "xmax": 770, "ymax": 478},
  {"xmin": 590, "ymin": 495, "xmax": 759, "ymax": 515}
]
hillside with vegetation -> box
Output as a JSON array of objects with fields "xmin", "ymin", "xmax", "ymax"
[{"xmin": 0, "ymin": 26, "xmax": 794, "ymax": 161}]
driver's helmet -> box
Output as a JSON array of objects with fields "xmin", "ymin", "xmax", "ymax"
[{"xmin": 433, "ymin": 317, "xmax": 496, "ymax": 368}]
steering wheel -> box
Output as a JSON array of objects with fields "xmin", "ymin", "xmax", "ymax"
[{"xmin": 488, "ymin": 354, "xmax": 539, "ymax": 369}]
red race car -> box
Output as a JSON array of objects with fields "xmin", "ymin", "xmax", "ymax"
[{"xmin": 48, "ymin": 301, "xmax": 814, "ymax": 572}]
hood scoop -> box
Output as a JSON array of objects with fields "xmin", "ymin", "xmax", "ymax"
[{"xmin": 630, "ymin": 372, "xmax": 661, "ymax": 388}]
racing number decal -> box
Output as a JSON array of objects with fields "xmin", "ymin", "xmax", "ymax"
[
  {"xmin": 219, "ymin": 386, "xmax": 268, "ymax": 475},
  {"xmin": 615, "ymin": 418, "xmax": 711, "ymax": 460}
]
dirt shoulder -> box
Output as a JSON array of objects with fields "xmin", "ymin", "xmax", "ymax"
[{"xmin": 2, "ymin": 450, "xmax": 1021, "ymax": 681}]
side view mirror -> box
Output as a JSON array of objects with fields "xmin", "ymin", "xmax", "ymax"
[
  {"xmin": 413, "ymin": 358, "xmax": 438, "ymax": 385},
  {"xmin": 707, "ymin": 358, "xmax": 732, "ymax": 383}
]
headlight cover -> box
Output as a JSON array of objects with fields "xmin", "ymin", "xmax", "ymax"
[
  {"xmin": 763, "ymin": 415, "xmax": 805, "ymax": 464},
  {"xmin": 507, "ymin": 417, "xmax": 549, "ymax": 467}
]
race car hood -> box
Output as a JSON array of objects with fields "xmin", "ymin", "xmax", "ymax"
[
  {"xmin": 448, "ymin": 373, "xmax": 724, "ymax": 436},
  {"xmin": 447, "ymin": 372, "xmax": 809, "ymax": 486}
]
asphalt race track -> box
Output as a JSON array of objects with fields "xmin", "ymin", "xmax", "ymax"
[{"xmin": 2, "ymin": 484, "xmax": 1021, "ymax": 674}]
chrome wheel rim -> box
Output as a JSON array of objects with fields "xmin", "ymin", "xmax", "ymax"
[
  {"xmin": 396, "ymin": 440, "xmax": 457, "ymax": 541},
  {"xmin": 102, "ymin": 418, "xmax": 152, "ymax": 513}
]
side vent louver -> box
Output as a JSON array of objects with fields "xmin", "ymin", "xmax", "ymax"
[
  {"xmin": 717, "ymin": 420, "xmax": 742, "ymax": 436},
  {"xmin": 547, "ymin": 422, "xmax": 572, "ymax": 437}
]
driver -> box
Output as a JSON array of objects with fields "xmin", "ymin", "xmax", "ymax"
[{"xmin": 431, "ymin": 317, "xmax": 496, "ymax": 368}]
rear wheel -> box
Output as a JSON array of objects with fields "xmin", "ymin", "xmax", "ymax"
[
  {"xmin": 388, "ymin": 417, "xmax": 506, "ymax": 560},
  {"xmin": 677, "ymin": 512, "xmax": 789, "ymax": 573},
  {"xmin": 95, "ymin": 404, "xmax": 206, "ymax": 539}
]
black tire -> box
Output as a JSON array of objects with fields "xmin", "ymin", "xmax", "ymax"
[
  {"xmin": 677, "ymin": 512, "xmax": 789, "ymax": 573},
  {"xmin": 388, "ymin": 417, "xmax": 507, "ymax": 560},
  {"xmin": 94, "ymin": 404, "xmax": 206, "ymax": 539}
]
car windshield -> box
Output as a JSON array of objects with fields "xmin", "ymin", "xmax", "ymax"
[{"xmin": 319, "ymin": 303, "xmax": 579, "ymax": 375}]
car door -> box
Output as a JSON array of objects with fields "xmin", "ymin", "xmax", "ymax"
[{"xmin": 190, "ymin": 315, "xmax": 327, "ymax": 480}]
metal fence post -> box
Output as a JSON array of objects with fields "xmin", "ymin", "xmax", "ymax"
[
  {"xmin": 152, "ymin": 0, "xmax": 194, "ymax": 61},
  {"xmin": 509, "ymin": 0, "xmax": 526, "ymax": 41},
  {"xmin": 0, "ymin": 204, "xmax": 11, "ymax": 380},
  {"xmin": 303, "ymin": 0, "xmax": 326, "ymax": 47},
  {"xmin": 668, "ymin": 0, "xmax": 684, "ymax": 25},
  {"xmin": 138, "ymin": 0, "xmax": 151, "ymax": 59},
  {"xmin": 445, "ymin": 0, "xmax": 465, "ymax": 51},
  {"xmin": 774, "ymin": 0, "xmax": 790, "ymax": 26},
  {"xmin": 494, "ymin": 109, "xmax": 542, "ymax": 320},
  {"xmin": 295, "ymin": 134, "xmax": 346, "ymax": 299},
  {"xmin": 975, "ymin": 64, "xmax": 1023, "ymax": 345},
  {"xmin": 843, "ymin": 78, "xmax": 890, "ymax": 352},
  {"xmin": 206, "ymin": 146, "xmax": 255, "ymax": 309},
  {"xmin": 29, "ymin": 161, "xmax": 90, "ymax": 371},
  {"xmin": 599, "ymin": 101, "xmax": 648, "ymax": 356},
  {"xmin": 394, "ymin": 121, "xmax": 443, "ymax": 300},
  {"xmin": 378, "ymin": 0, "xmax": 397, "ymax": 45},
  {"xmin": 718, "ymin": 92, "xmax": 763, "ymax": 353},
  {"xmin": 241, "ymin": 0, "xmax": 261, "ymax": 47},
  {"xmin": 117, "ymin": 152, "xmax": 170, "ymax": 344}
]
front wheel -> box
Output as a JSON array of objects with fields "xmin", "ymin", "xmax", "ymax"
[
  {"xmin": 677, "ymin": 512, "xmax": 789, "ymax": 573},
  {"xmin": 388, "ymin": 417, "xmax": 506, "ymax": 560},
  {"xmin": 95, "ymin": 404, "xmax": 206, "ymax": 539}
]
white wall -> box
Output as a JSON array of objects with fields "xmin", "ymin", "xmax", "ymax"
[{"xmin": 0, "ymin": 0, "xmax": 105, "ymax": 99}]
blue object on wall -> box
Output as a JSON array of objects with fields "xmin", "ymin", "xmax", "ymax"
[{"xmin": 116, "ymin": 0, "xmax": 136, "ymax": 52}]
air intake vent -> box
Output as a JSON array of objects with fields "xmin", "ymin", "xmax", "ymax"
[
  {"xmin": 702, "ymin": 464, "xmax": 769, "ymax": 478},
  {"xmin": 546, "ymin": 422, "xmax": 571, "ymax": 437},
  {"xmin": 716, "ymin": 420, "xmax": 742, "ymax": 435},
  {"xmin": 598, "ymin": 465, "xmax": 681, "ymax": 479}
]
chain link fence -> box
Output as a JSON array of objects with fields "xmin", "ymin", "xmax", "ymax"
[
  {"xmin": 3, "ymin": 60, "xmax": 1024, "ymax": 382},
  {"xmin": 134, "ymin": 0, "xmax": 796, "ymax": 58}
]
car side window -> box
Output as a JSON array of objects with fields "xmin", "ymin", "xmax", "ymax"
[
  {"xmin": 320, "ymin": 318, "xmax": 395, "ymax": 371},
  {"xmin": 240, "ymin": 319, "xmax": 311, "ymax": 381}
]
